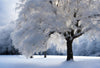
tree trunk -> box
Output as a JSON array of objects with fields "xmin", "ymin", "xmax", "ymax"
[
  {"xmin": 44, "ymin": 51, "xmax": 47, "ymax": 58},
  {"xmin": 30, "ymin": 56, "xmax": 33, "ymax": 58},
  {"xmin": 67, "ymin": 40, "xmax": 73, "ymax": 61}
]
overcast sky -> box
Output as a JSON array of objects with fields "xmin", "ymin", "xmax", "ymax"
[{"xmin": 0, "ymin": 0, "xmax": 17, "ymax": 26}]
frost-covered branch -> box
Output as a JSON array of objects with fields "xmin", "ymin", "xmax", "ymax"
[{"xmin": 11, "ymin": 0, "xmax": 100, "ymax": 58}]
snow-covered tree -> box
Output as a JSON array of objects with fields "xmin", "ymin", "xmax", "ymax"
[
  {"xmin": 12, "ymin": 0, "xmax": 100, "ymax": 61},
  {"xmin": 0, "ymin": 22, "xmax": 18, "ymax": 55},
  {"xmin": 73, "ymin": 31, "xmax": 100, "ymax": 56}
]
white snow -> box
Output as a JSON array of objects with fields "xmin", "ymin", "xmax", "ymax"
[{"xmin": 0, "ymin": 55, "xmax": 100, "ymax": 68}]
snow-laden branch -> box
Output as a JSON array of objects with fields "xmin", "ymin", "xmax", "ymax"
[{"xmin": 11, "ymin": 0, "xmax": 100, "ymax": 58}]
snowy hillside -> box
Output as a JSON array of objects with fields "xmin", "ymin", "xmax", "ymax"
[{"xmin": 0, "ymin": 55, "xmax": 100, "ymax": 68}]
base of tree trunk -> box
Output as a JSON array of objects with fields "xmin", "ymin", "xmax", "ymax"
[
  {"xmin": 67, "ymin": 40, "xmax": 73, "ymax": 61},
  {"xmin": 67, "ymin": 57, "xmax": 73, "ymax": 61},
  {"xmin": 30, "ymin": 56, "xmax": 33, "ymax": 58},
  {"xmin": 44, "ymin": 51, "xmax": 47, "ymax": 58}
]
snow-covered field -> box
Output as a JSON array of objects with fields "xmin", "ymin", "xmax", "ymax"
[{"xmin": 0, "ymin": 55, "xmax": 100, "ymax": 68}]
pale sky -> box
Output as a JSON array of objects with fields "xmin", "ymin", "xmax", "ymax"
[{"xmin": 0, "ymin": 0, "xmax": 18, "ymax": 26}]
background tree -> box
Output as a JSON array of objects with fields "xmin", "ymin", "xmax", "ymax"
[
  {"xmin": 73, "ymin": 31, "xmax": 100, "ymax": 56},
  {"xmin": 12, "ymin": 0, "xmax": 100, "ymax": 61},
  {"xmin": 0, "ymin": 22, "xmax": 19, "ymax": 55}
]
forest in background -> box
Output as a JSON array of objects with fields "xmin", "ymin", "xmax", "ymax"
[{"xmin": 0, "ymin": 22, "xmax": 100, "ymax": 56}]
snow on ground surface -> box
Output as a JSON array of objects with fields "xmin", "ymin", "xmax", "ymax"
[{"xmin": 0, "ymin": 55, "xmax": 100, "ymax": 68}]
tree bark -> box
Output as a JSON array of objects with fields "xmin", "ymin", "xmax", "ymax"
[
  {"xmin": 67, "ymin": 40, "xmax": 73, "ymax": 61},
  {"xmin": 44, "ymin": 51, "xmax": 47, "ymax": 58}
]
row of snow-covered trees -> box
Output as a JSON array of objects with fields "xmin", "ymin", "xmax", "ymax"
[
  {"xmin": 0, "ymin": 24, "xmax": 100, "ymax": 56},
  {"xmin": 11, "ymin": 0, "xmax": 100, "ymax": 61},
  {"xmin": 0, "ymin": 22, "xmax": 100, "ymax": 57},
  {"xmin": 73, "ymin": 31, "xmax": 100, "ymax": 56},
  {"xmin": 0, "ymin": 22, "xmax": 19, "ymax": 55}
]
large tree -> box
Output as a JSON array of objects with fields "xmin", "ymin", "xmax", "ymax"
[{"xmin": 12, "ymin": 0, "xmax": 100, "ymax": 61}]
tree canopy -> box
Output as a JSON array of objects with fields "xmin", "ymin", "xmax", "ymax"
[{"xmin": 12, "ymin": 0, "xmax": 100, "ymax": 60}]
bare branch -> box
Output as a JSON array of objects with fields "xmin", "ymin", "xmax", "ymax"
[
  {"xmin": 73, "ymin": 32, "xmax": 84, "ymax": 39},
  {"xmin": 85, "ymin": 14, "xmax": 100, "ymax": 19},
  {"xmin": 49, "ymin": 31, "xmax": 55, "ymax": 36}
]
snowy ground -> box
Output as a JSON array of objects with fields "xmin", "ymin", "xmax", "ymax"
[{"xmin": 0, "ymin": 55, "xmax": 100, "ymax": 68}]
